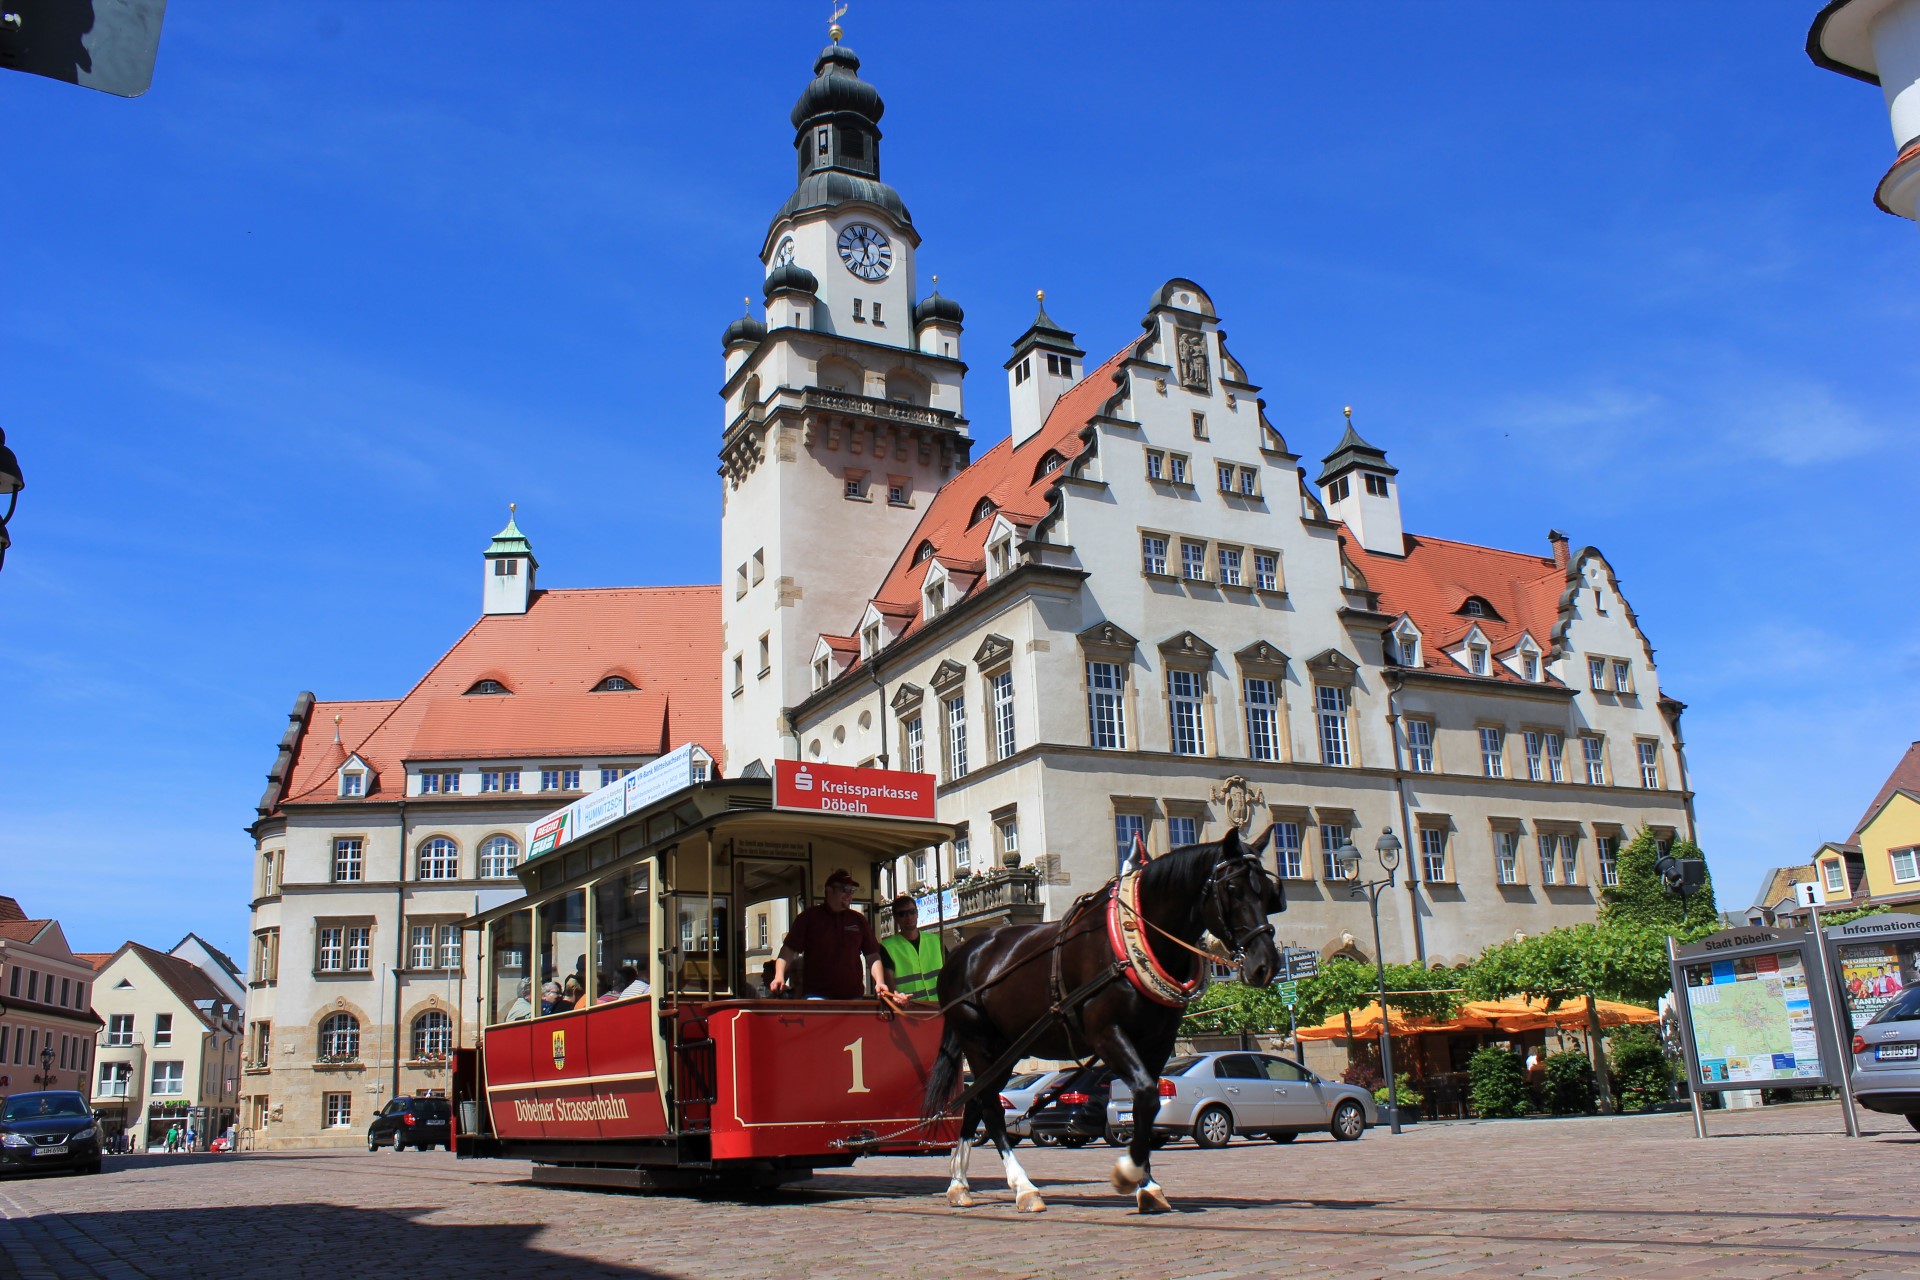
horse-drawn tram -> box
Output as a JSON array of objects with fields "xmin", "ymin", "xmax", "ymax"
[{"xmin": 452, "ymin": 762, "xmax": 960, "ymax": 1191}]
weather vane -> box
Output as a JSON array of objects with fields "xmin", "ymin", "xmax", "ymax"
[{"xmin": 830, "ymin": 3, "xmax": 847, "ymax": 42}]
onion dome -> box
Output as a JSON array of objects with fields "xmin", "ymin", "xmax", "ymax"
[
  {"xmin": 722, "ymin": 305, "xmax": 767, "ymax": 350},
  {"xmin": 762, "ymin": 261, "xmax": 819, "ymax": 299},
  {"xmin": 914, "ymin": 289, "xmax": 964, "ymax": 327},
  {"xmin": 790, "ymin": 44, "xmax": 884, "ymax": 130}
]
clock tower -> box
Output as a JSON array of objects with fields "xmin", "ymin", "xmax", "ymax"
[{"xmin": 718, "ymin": 28, "xmax": 970, "ymax": 776}]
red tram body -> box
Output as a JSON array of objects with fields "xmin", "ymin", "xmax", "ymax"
[{"xmin": 454, "ymin": 768, "xmax": 959, "ymax": 1189}]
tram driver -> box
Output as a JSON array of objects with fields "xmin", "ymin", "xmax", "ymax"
[{"xmin": 768, "ymin": 869, "xmax": 896, "ymax": 1003}]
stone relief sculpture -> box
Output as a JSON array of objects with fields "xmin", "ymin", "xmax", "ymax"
[{"xmin": 1176, "ymin": 328, "xmax": 1210, "ymax": 393}]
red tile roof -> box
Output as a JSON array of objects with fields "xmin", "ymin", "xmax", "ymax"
[
  {"xmin": 1851, "ymin": 741, "xmax": 1920, "ymax": 841},
  {"xmin": 74, "ymin": 953, "xmax": 114, "ymax": 972},
  {"xmin": 0, "ymin": 919, "xmax": 51, "ymax": 944},
  {"xmin": 1341, "ymin": 531, "xmax": 1569, "ymax": 687},
  {"xmin": 0, "ymin": 896, "xmax": 27, "ymax": 924},
  {"xmin": 109, "ymin": 942, "xmax": 232, "ymax": 1026},
  {"xmin": 274, "ymin": 586, "xmax": 720, "ymax": 812},
  {"xmin": 828, "ymin": 344, "xmax": 1135, "ymax": 663}
]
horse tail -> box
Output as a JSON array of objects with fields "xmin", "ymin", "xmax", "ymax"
[{"xmin": 922, "ymin": 1021, "xmax": 966, "ymax": 1123}]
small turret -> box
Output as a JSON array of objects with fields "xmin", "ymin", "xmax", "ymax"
[
  {"xmin": 1005, "ymin": 291, "xmax": 1083, "ymax": 446},
  {"xmin": 483, "ymin": 506, "xmax": 537, "ymax": 615},
  {"xmin": 914, "ymin": 275, "xmax": 963, "ymax": 360},
  {"xmin": 1318, "ymin": 409, "xmax": 1403, "ymax": 556}
]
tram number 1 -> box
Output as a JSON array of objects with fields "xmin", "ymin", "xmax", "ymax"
[{"xmin": 843, "ymin": 1038, "xmax": 872, "ymax": 1094}]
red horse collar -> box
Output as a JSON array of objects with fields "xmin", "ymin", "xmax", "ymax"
[{"xmin": 1106, "ymin": 871, "xmax": 1207, "ymax": 1008}]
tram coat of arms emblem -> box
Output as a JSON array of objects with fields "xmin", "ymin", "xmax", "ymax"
[{"xmin": 551, "ymin": 1030, "xmax": 566, "ymax": 1070}]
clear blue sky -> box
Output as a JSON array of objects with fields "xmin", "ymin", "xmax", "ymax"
[{"xmin": 2, "ymin": 2, "xmax": 1914, "ymax": 957}]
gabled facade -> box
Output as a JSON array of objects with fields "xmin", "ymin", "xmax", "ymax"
[
  {"xmin": 0, "ymin": 896, "xmax": 103, "ymax": 1100},
  {"xmin": 90, "ymin": 942, "xmax": 244, "ymax": 1151},
  {"xmin": 720, "ymin": 41, "xmax": 1695, "ymax": 967},
  {"xmin": 1817, "ymin": 742, "xmax": 1920, "ymax": 905},
  {"xmin": 243, "ymin": 522, "xmax": 720, "ymax": 1148}
]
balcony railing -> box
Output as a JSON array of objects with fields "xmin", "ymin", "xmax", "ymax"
[
  {"xmin": 803, "ymin": 388, "xmax": 955, "ymax": 430},
  {"xmin": 877, "ymin": 866, "xmax": 1043, "ymax": 937}
]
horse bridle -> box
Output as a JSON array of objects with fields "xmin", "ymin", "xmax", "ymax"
[{"xmin": 1202, "ymin": 853, "xmax": 1279, "ymax": 963}]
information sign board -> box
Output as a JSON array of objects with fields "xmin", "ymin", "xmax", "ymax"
[
  {"xmin": 1670, "ymin": 927, "xmax": 1844, "ymax": 1091},
  {"xmin": 773, "ymin": 760, "xmax": 936, "ymax": 820},
  {"xmin": 1274, "ymin": 980, "xmax": 1300, "ymax": 1009},
  {"xmin": 1824, "ymin": 913, "xmax": 1920, "ymax": 1035},
  {"xmin": 1281, "ymin": 949, "xmax": 1319, "ymax": 981}
]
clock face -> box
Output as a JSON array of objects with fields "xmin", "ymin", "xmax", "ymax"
[
  {"xmin": 772, "ymin": 238, "xmax": 795, "ymax": 269},
  {"xmin": 837, "ymin": 223, "xmax": 892, "ymax": 281}
]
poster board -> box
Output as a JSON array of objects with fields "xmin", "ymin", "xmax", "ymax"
[
  {"xmin": 1824, "ymin": 913, "xmax": 1920, "ymax": 1036},
  {"xmin": 1669, "ymin": 926, "xmax": 1845, "ymax": 1092}
]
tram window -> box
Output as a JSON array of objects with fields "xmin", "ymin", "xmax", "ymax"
[
  {"xmin": 537, "ymin": 891, "xmax": 587, "ymax": 1010},
  {"xmin": 669, "ymin": 895, "xmax": 730, "ymax": 995},
  {"xmin": 737, "ymin": 861, "xmax": 809, "ymax": 997},
  {"xmin": 591, "ymin": 865, "xmax": 653, "ymax": 1002},
  {"xmin": 488, "ymin": 913, "xmax": 532, "ymax": 1023}
]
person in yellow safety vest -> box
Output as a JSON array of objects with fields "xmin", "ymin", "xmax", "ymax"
[{"xmin": 879, "ymin": 894, "xmax": 944, "ymax": 1002}]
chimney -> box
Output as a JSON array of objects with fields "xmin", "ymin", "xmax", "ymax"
[{"xmin": 1548, "ymin": 529, "xmax": 1570, "ymax": 572}]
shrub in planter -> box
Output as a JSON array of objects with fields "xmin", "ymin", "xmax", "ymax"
[
  {"xmin": 1373, "ymin": 1073, "xmax": 1424, "ymax": 1116},
  {"xmin": 1608, "ymin": 1026, "xmax": 1675, "ymax": 1112},
  {"xmin": 1542, "ymin": 1050, "xmax": 1596, "ymax": 1115},
  {"xmin": 1469, "ymin": 1045, "xmax": 1531, "ymax": 1119}
]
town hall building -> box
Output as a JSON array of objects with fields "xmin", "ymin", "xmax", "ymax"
[{"xmin": 716, "ymin": 33, "xmax": 1696, "ymax": 967}]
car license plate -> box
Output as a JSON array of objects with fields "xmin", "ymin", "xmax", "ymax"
[
  {"xmin": 1115, "ymin": 1111, "xmax": 1131, "ymax": 1123},
  {"xmin": 31, "ymin": 1144, "xmax": 67, "ymax": 1157},
  {"xmin": 1875, "ymin": 1043, "xmax": 1918, "ymax": 1061}
]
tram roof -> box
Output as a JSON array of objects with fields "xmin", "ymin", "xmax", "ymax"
[{"xmin": 460, "ymin": 776, "xmax": 955, "ymax": 928}]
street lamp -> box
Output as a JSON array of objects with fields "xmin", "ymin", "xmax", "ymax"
[
  {"xmin": 0, "ymin": 428, "xmax": 21, "ymax": 574},
  {"xmin": 34, "ymin": 1044, "xmax": 56, "ymax": 1089},
  {"xmin": 1336, "ymin": 827, "xmax": 1405, "ymax": 1135}
]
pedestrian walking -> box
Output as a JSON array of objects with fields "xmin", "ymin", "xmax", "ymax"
[
  {"xmin": 224, "ymin": 1123, "xmax": 237, "ymax": 1153},
  {"xmin": 185, "ymin": 1123, "xmax": 198, "ymax": 1152},
  {"xmin": 164, "ymin": 1123, "xmax": 180, "ymax": 1153}
]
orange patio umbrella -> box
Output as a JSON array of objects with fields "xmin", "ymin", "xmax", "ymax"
[
  {"xmin": 1293, "ymin": 1001, "xmax": 1491, "ymax": 1041},
  {"xmin": 1460, "ymin": 996, "xmax": 1658, "ymax": 1033}
]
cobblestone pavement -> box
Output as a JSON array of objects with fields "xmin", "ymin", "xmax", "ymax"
[{"xmin": 3, "ymin": 1104, "xmax": 1919, "ymax": 1280}]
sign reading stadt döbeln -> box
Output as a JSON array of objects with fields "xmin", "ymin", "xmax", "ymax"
[{"xmin": 773, "ymin": 759, "xmax": 936, "ymax": 820}]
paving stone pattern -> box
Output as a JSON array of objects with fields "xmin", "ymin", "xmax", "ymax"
[{"xmin": 2, "ymin": 1104, "xmax": 1918, "ymax": 1280}]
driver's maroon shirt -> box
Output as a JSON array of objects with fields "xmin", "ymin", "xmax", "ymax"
[{"xmin": 782, "ymin": 904, "xmax": 880, "ymax": 999}]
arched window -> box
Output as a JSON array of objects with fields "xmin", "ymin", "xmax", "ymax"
[
  {"xmin": 318, "ymin": 1013, "xmax": 360, "ymax": 1062},
  {"xmin": 972, "ymin": 499, "xmax": 996, "ymax": 525},
  {"xmin": 464, "ymin": 679, "xmax": 509, "ymax": 696},
  {"xmin": 913, "ymin": 540, "xmax": 936, "ymax": 564},
  {"xmin": 593, "ymin": 675, "xmax": 635, "ymax": 692},
  {"xmin": 416, "ymin": 837, "xmax": 459, "ymax": 881},
  {"xmin": 411, "ymin": 1010, "xmax": 452, "ymax": 1062},
  {"xmin": 479, "ymin": 835, "xmax": 521, "ymax": 879}
]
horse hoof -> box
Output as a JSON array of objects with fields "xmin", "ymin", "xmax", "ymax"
[
  {"xmin": 947, "ymin": 1188, "xmax": 976, "ymax": 1208},
  {"xmin": 1016, "ymin": 1190, "xmax": 1048, "ymax": 1213},
  {"xmin": 1137, "ymin": 1184, "xmax": 1172, "ymax": 1215}
]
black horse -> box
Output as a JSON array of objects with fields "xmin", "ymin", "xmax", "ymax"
[{"xmin": 922, "ymin": 826, "xmax": 1284, "ymax": 1213}]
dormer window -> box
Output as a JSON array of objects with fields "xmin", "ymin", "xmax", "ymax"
[
  {"xmin": 593, "ymin": 675, "xmax": 634, "ymax": 693},
  {"xmin": 1036, "ymin": 450, "xmax": 1065, "ymax": 479},
  {"xmin": 1469, "ymin": 646, "xmax": 1488, "ymax": 676},
  {"xmin": 464, "ymin": 679, "xmax": 508, "ymax": 696},
  {"xmin": 814, "ymin": 657, "xmax": 831, "ymax": 691},
  {"xmin": 1464, "ymin": 599, "xmax": 1486, "ymax": 617},
  {"xmin": 914, "ymin": 540, "xmax": 936, "ymax": 564},
  {"xmin": 341, "ymin": 771, "xmax": 364, "ymax": 798},
  {"xmin": 862, "ymin": 624, "xmax": 882, "ymax": 659},
  {"xmin": 1388, "ymin": 619, "xmax": 1421, "ymax": 667},
  {"xmin": 988, "ymin": 537, "xmax": 1011, "ymax": 578},
  {"xmin": 972, "ymin": 499, "xmax": 996, "ymax": 525},
  {"xmin": 1522, "ymin": 652, "xmax": 1538, "ymax": 681}
]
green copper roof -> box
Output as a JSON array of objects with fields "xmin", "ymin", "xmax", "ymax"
[
  {"xmin": 1317, "ymin": 421, "xmax": 1397, "ymax": 484},
  {"xmin": 486, "ymin": 512, "xmax": 533, "ymax": 558}
]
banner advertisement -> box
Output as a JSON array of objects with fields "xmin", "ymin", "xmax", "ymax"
[{"xmin": 525, "ymin": 744, "xmax": 705, "ymax": 861}]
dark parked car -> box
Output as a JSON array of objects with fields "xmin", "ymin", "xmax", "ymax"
[
  {"xmin": 0, "ymin": 1091, "xmax": 101, "ymax": 1177},
  {"xmin": 1027, "ymin": 1065, "xmax": 1121, "ymax": 1147},
  {"xmin": 367, "ymin": 1096, "xmax": 452, "ymax": 1151}
]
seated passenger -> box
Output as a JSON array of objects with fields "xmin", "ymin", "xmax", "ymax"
[
  {"xmin": 618, "ymin": 963, "xmax": 651, "ymax": 998},
  {"xmin": 769, "ymin": 868, "xmax": 895, "ymax": 1002},
  {"xmin": 557, "ymin": 975, "xmax": 585, "ymax": 1011},
  {"xmin": 506, "ymin": 980, "xmax": 534, "ymax": 1021}
]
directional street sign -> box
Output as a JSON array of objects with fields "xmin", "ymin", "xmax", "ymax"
[{"xmin": 1274, "ymin": 980, "xmax": 1299, "ymax": 1009}]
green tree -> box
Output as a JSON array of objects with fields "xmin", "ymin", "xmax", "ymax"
[
  {"xmin": 1600, "ymin": 829, "xmax": 1718, "ymax": 937},
  {"xmin": 1180, "ymin": 981, "xmax": 1291, "ymax": 1036},
  {"xmin": 1293, "ymin": 957, "xmax": 1459, "ymax": 1029}
]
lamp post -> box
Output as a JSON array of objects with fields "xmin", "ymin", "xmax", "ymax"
[
  {"xmin": 1336, "ymin": 827, "xmax": 1404, "ymax": 1135},
  {"xmin": 0, "ymin": 428, "xmax": 22, "ymax": 574},
  {"xmin": 34, "ymin": 1044, "xmax": 57, "ymax": 1090}
]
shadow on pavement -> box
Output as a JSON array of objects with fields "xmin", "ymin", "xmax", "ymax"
[{"xmin": 3, "ymin": 1203, "xmax": 675, "ymax": 1279}]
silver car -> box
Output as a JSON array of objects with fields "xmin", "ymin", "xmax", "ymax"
[
  {"xmin": 1851, "ymin": 986, "xmax": 1920, "ymax": 1127},
  {"xmin": 1106, "ymin": 1051, "xmax": 1378, "ymax": 1148},
  {"xmin": 999, "ymin": 1069, "xmax": 1074, "ymax": 1141}
]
